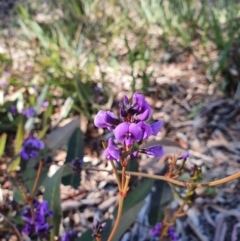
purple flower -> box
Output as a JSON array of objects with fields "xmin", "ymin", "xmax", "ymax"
[
  {"xmin": 20, "ymin": 136, "xmax": 44, "ymax": 161},
  {"xmin": 71, "ymin": 158, "xmax": 83, "ymax": 172},
  {"xmin": 151, "ymin": 222, "xmax": 162, "ymax": 237},
  {"xmin": 168, "ymin": 226, "xmax": 179, "ymax": 241},
  {"xmin": 22, "ymin": 107, "xmax": 36, "ymax": 118},
  {"xmin": 132, "ymin": 92, "xmax": 151, "ymax": 121},
  {"xmin": 140, "ymin": 145, "xmax": 164, "ymax": 157},
  {"xmin": 114, "ymin": 122, "xmax": 143, "ymax": 146},
  {"xmin": 21, "ymin": 199, "xmax": 53, "ymax": 239},
  {"xmin": 92, "ymin": 219, "xmax": 106, "ymax": 238},
  {"xmin": 103, "ymin": 138, "xmax": 121, "ymax": 161},
  {"xmin": 0, "ymin": 80, "xmax": 8, "ymax": 88},
  {"xmin": 151, "ymin": 121, "xmax": 163, "ymax": 136},
  {"xmin": 94, "ymin": 110, "xmax": 120, "ymax": 130},
  {"xmin": 42, "ymin": 101, "xmax": 49, "ymax": 108},
  {"xmin": 61, "ymin": 230, "xmax": 78, "ymax": 241},
  {"xmin": 151, "ymin": 223, "xmax": 178, "ymax": 241},
  {"xmin": 9, "ymin": 105, "xmax": 17, "ymax": 115}
]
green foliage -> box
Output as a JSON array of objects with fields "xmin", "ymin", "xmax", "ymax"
[
  {"xmin": 43, "ymin": 166, "xmax": 64, "ymax": 239},
  {"xmin": 0, "ymin": 133, "xmax": 7, "ymax": 158},
  {"xmin": 62, "ymin": 127, "xmax": 84, "ymax": 188}
]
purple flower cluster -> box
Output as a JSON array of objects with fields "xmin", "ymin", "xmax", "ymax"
[
  {"xmin": 92, "ymin": 219, "xmax": 106, "ymax": 238},
  {"xmin": 21, "ymin": 199, "xmax": 53, "ymax": 239},
  {"xmin": 61, "ymin": 230, "xmax": 78, "ymax": 241},
  {"xmin": 151, "ymin": 222, "xmax": 178, "ymax": 241},
  {"xmin": 94, "ymin": 92, "xmax": 164, "ymax": 162},
  {"xmin": 22, "ymin": 107, "xmax": 36, "ymax": 118},
  {"xmin": 71, "ymin": 158, "xmax": 83, "ymax": 172},
  {"xmin": 20, "ymin": 136, "xmax": 44, "ymax": 161},
  {"xmin": 9, "ymin": 105, "xmax": 17, "ymax": 115}
]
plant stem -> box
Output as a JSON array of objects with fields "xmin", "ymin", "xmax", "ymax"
[
  {"xmin": 82, "ymin": 167, "xmax": 240, "ymax": 188},
  {"xmin": 96, "ymin": 236, "xmax": 102, "ymax": 241},
  {"xmin": 107, "ymin": 195, "xmax": 124, "ymax": 241},
  {"xmin": 121, "ymin": 170, "xmax": 240, "ymax": 188},
  {"xmin": 122, "ymin": 166, "xmax": 126, "ymax": 189},
  {"xmin": 107, "ymin": 175, "xmax": 130, "ymax": 241},
  {"xmin": 110, "ymin": 161, "xmax": 122, "ymax": 190},
  {"xmin": 0, "ymin": 213, "xmax": 23, "ymax": 241},
  {"xmin": 31, "ymin": 160, "xmax": 43, "ymax": 198}
]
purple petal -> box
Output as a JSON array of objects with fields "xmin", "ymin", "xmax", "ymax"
[
  {"xmin": 113, "ymin": 122, "xmax": 129, "ymax": 142},
  {"xmin": 103, "ymin": 138, "xmax": 120, "ymax": 161},
  {"xmin": 101, "ymin": 222, "xmax": 107, "ymax": 228},
  {"xmin": 136, "ymin": 107, "xmax": 151, "ymax": 121},
  {"xmin": 142, "ymin": 145, "xmax": 164, "ymax": 157},
  {"xmin": 123, "ymin": 95, "xmax": 129, "ymax": 105},
  {"xmin": 179, "ymin": 152, "xmax": 189, "ymax": 159},
  {"xmin": 20, "ymin": 151, "xmax": 29, "ymax": 161},
  {"xmin": 137, "ymin": 121, "xmax": 152, "ymax": 140},
  {"xmin": 132, "ymin": 92, "xmax": 145, "ymax": 106},
  {"xmin": 105, "ymin": 111, "xmax": 119, "ymax": 126},
  {"xmin": 151, "ymin": 121, "xmax": 163, "ymax": 136},
  {"xmin": 128, "ymin": 123, "xmax": 143, "ymax": 142},
  {"xmin": 94, "ymin": 110, "xmax": 108, "ymax": 128},
  {"xmin": 130, "ymin": 151, "xmax": 138, "ymax": 160}
]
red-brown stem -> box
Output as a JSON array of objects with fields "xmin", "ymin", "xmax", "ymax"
[{"xmin": 31, "ymin": 160, "xmax": 43, "ymax": 198}]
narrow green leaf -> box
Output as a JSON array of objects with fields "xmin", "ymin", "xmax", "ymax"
[
  {"xmin": 0, "ymin": 133, "xmax": 7, "ymax": 158},
  {"xmin": 149, "ymin": 181, "xmax": 172, "ymax": 225},
  {"xmin": 43, "ymin": 166, "xmax": 64, "ymax": 238},
  {"xmin": 62, "ymin": 127, "xmax": 84, "ymax": 188}
]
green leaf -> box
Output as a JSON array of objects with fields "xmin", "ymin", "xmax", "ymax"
[
  {"xmin": 43, "ymin": 166, "xmax": 64, "ymax": 239},
  {"xmin": 113, "ymin": 201, "xmax": 145, "ymax": 241},
  {"xmin": 148, "ymin": 181, "xmax": 172, "ymax": 225},
  {"xmin": 0, "ymin": 133, "xmax": 7, "ymax": 158},
  {"xmin": 62, "ymin": 127, "xmax": 84, "ymax": 188}
]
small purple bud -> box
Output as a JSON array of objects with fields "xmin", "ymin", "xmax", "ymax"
[
  {"xmin": 92, "ymin": 219, "xmax": 106, "ymax": 238},
  {"xmin": 42, "ymin": 101, "xmax": 49, "ymax": 108},
  {"xmin": 129, "ymin": 151, "xmax": 138, "ymax": 160},
  {"xmin": 179, "ymin": 152, "xmax": 189, "ymax": 160}
]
